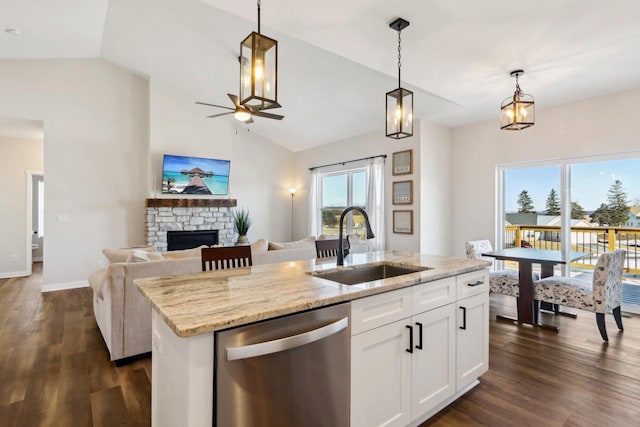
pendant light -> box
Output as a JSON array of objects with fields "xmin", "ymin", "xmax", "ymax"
[
  {"xmin": 386, "ymin": 17, "xmax": 413, "ymax": 140},
  {"xmin": 240, "ymin": 0, "xmax": 278, "ymax": 110},
  {"xmin": 500, "ymin": 70, "xmax": 535, "ymax": 130}
]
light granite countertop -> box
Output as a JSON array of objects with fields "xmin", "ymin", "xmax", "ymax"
[{"xmin": 135, "ymin": 250, "xmax": 491, "ymax": 338}]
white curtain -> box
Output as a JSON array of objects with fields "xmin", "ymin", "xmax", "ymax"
[
  {"xmin": 308, "ymin": 170, "xmax": 321, "ymax": 237},
  {"xmin": 366, "ymin": 157, "xmax": 385, "ymax": 251}
]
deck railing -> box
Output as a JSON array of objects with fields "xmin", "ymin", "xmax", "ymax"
[{"xmin": 505, "ymin": 225, "xmax": 640, "ymax": 274}]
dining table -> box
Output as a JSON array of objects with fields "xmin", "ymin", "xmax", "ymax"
[{"xmin": 482, "ymin": 248, "xmax": 591, "ymax": 331}]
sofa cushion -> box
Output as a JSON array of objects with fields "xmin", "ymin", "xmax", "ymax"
[
  {"xmin": 126, "ymin": 250, "xmax": 165, "ymax": 263},
  {"xmin": 103, "ymin": 246, "xmax": 157, "ymax": 264},
  {"xmin": 163, "ymin": 245, "xmax": 207, "ymax": 260},
  {"xmin": 89, "ymin": 268, "xmax": 108, "ymax": 299},
  {"xmin": 269, "ymin": 236, "xmax": 316, "ymax": 250},
  {"xmin": 251, "ymin": 239, "xmax": 269, "ymax": 253}
]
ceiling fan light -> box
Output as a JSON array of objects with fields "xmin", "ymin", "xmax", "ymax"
[
  {"xmin": 500, "ymin": 70, "xmax": 535, "ymax": 130},
  {"xmin": 234, "ymin": 109, "xmax": 252, "ymax": 122}
]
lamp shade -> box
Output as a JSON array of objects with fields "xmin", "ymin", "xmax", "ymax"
[
  {"xmin": 386, "ymin": 87, "xmax": 413, "ymax": 139},
  {"xmin": 240, "ymin": 31, "xmax": 278, "ymax": 110}
]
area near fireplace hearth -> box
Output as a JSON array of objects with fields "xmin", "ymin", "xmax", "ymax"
[{"xmin": 145, "ymin": 198, "xmax": 238, "ymax": 251}]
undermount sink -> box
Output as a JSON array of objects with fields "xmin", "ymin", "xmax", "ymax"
[{"xmin": 310, "ymin": 262, "xmax": 431, "ymax": 286}]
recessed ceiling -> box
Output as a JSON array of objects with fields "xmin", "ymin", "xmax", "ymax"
[{"xmin": 2, "ymin": 0, "xmax": 640, "ymax": 151}]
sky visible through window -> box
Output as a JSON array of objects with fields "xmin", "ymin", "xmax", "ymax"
[
  {"xmin": 322, "ymin": 170, "xmax": 366, "ymax": 207},
  {"xmin": 505, "ymin": 158, "xmax": 640, "ymax": 213}
]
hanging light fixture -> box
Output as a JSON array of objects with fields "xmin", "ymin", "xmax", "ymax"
[
  {"xmin": 500, "ymin": 70, "xmax": 535, "ymax": 130},
  {"xmin": 239, "ymin": 0, "xmax": 278, "ymax": 111},
  {"xmin": 386, "ymin": 17, "xmax": 413, "ymax": 140}
]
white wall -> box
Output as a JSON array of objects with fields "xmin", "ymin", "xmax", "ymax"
[
  {"xmin": 451, "ymin": 88, "xmax": 640, "ymax": 257},
  {"xmin": 420, "ymin": 121, "xmax": 452, "ymax": 255},
  {"xmin": 148, "ymin": 80, "xmax": 294, "ymax": 243},
  {"xmin": 293, "ymin": 125, "xmax": 422, "ymax": 252},
  {"xmin": 0, "ymin": 59, "xmax": 149, "ymax": 289},
  {"xmin": 0, "ymin": 137, "xmax": 43, "ymax": 277}
]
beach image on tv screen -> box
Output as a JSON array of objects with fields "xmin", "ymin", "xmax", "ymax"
[{"xmin": 162, "ymin": 154, "xmax": 230, "ymax": 195}]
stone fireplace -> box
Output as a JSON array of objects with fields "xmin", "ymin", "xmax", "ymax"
[{"xmin": 145, "ymin": 198, "xmax": 238, "ymax": 252}]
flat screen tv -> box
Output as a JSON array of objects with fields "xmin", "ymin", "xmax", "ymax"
[{"xmin": 162, "ymin": 154, "xmax": 230, "ymax": 195}]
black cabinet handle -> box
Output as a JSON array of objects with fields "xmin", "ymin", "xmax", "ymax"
[
  {"xmin": 468, "ymin": 280, "xmax": 484, "ymax": 287},
  {"xmin": 415, "ymin": 322, "xmax": 423, "ymax": 350},
  {"xmin": 459, "ymin": 307, "xmax": 467, "ymax": 330},
  {"xmin": 405, "ymin": 325, "xmax": 413, "ymax": 353}
]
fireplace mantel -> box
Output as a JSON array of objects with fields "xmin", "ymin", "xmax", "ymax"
[{"xmin": 145, "ymin": 198, "xmax": 237, "ymax": 208}]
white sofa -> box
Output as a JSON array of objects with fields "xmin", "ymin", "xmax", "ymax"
[
  {"xmin": 90, "ymin": 246, "xmax": 203, "ymax": 363},
  {"xmin": 90, "ymin": 237, "xmax": 325, "ymax": 363}
]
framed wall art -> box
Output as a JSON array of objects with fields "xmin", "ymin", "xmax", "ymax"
[
  {"xmin": 392, "ymin": 180, "xmax": 413, "ymax": 205},
  {"xmin": 392, "ymin": 149, "xmax": 413, "ymax": 175},
  {"xmin": 393, "ymin": 210, "xmax": 413, "ymax": 234}
]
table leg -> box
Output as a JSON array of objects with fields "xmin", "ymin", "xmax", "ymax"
[{"xmin": 517, "ymin": 262, "xmax": 535, "ymax": 325}]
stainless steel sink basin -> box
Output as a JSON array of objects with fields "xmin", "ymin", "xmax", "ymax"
[{"xmin": 310, "ymin": 262, "xmax": 431, "ymax": 285}]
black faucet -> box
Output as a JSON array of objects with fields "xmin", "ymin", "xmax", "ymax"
[{"xmin": 337, "ymin": 207, "xmax": 375, "ymax": 266}]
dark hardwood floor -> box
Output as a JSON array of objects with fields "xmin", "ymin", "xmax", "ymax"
[
  {"xmin": 2, "ymin": 265, "xmax": 640, "ymax": 426},
  {"xmin": 0, "ymin": 264, "xmax": 151, "ymax": 427}
]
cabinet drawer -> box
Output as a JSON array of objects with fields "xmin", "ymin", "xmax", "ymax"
[
  {"xmin": 412, "ymin": 277, "xmax": 456, "ymax": 315},
  {"xmin": 351, "ymin": 287, "xmax": 412, "ymax": 336},
  {"xmin": 456, "ymin": 269, "xmax": 489, "ymax": 300}
]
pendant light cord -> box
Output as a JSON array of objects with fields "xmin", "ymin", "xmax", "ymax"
[
  {"xmin": 397, "ymin": 29, "xmax": 402, "ymax": 88},
  {"xmin": 257, "ymin": 0, "xmax": 261, "ymax": 34}
]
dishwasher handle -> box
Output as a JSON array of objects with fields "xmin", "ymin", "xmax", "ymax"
[{"xmin": 226, "ymin": 317, "xmax": 349, "ymax": 361}]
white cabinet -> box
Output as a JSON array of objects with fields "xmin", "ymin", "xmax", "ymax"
[
  {"xmin": 411, "ymin": 304, "xmax": 456, "ymax": 417},
  {"xmin": 455, "ymin": 270, "xmax": 489, "ymax": 392},
  {"xmin": 351, "ymin": 270, "xmax": 489, "ymax": 427},
  {"xmin": 351, "ymin": 320, "xmax": 412, "ymax": 427}
]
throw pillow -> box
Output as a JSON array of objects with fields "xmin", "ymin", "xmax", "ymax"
[
  {"xmin": 250, "ymin": 239, "xmax": 269, "ymax": 253},
  {"xmin": 103, "ymin": 246, "xmax": 157, "ymax": 264},
  {"xmin": 268, "ymin": 236, "xmax": 316, "ymax": 250},
  {"xmin": 126, "ymin": 250, "xmax": 165, "ymax": 263},
  {"xmin": 163, "ymin": 245, "xmax": 207, "ymax": 260}
]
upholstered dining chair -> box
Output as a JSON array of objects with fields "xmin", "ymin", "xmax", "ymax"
[
  {"xmin": 316, "ymin": 238, "xmax": 350, "ymax": 259},
  {"xmin": 533, "ymin": 250, "xmax": 626, "ymax": 341},
  {"xmin": 201, "ymin": 246, "xmax": 252, "ymax": 271},
  {"xmin": 465, "ymin": 239, "xmax": 540, "ymax": 298}
]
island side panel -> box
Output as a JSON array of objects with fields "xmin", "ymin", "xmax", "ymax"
[{"xmin": 152, "ymin": 311, "xmax": 214, "ymax": 427}]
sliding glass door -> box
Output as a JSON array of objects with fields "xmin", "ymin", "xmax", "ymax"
[{"xmin": 499, "ymin": 154, "xmax": 640, "ymax": 312}]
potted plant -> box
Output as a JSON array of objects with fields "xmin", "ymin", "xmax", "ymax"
[{"xmin": 232, "ymin": 208, "xmax": 252, "ymax": 244}]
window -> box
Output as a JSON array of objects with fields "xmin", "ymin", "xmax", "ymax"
[
  {"xmin": 309, "ymin": 156, "xmax": 386, "ymax": 251},
  {"xmin": 498, "ymin": 154, "xmax": 640, "ymax": 278},
  {"xmin": 319, "ymin": 168, "xmax": 367, "ymax": 238}
]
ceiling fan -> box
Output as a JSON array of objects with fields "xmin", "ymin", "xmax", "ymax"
[{"xmin": 196, "ymin": 94, "xmax": 284, "ymax": 124}]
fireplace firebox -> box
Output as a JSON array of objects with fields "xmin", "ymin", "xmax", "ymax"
[{"xmin": 167, "ymin": 230, "xmax": 219, "ymax": 251}]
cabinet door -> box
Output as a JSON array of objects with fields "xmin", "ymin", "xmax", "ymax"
[
  {"xmin": 411, "ymin": 304, "xmax": 456, "ymax": 417},
  {"xmin": 456, "ymin": 292, "xmax": 489, "ymax": 391},
  {"xmin": 351, "ymin": 320, "xmax": 412, "ymax": 427}
]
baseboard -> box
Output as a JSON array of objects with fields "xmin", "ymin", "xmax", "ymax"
[
  {"xmin": 33, "ymin": 257, "xmax": 43, "ymax": 262},
  {"xmin": 41, "ymin": 280, "xmax": 89, "ymax": 292},
  {"xmin": 0, "ymin": 270, "xmax": 29, "ymax": 279}
]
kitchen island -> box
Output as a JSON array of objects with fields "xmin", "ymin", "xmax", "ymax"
[{"xmin": 136, "ymin": 250, "xmax": 491, "ymax": 427}]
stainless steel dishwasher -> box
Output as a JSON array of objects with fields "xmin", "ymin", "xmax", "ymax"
[{"xmin": 215, "ymin": 302, "xmax": 350, "ymax": 427}]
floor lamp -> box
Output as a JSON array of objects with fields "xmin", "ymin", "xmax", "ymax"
[{"xmin": 289, "ymin": 188, "xmax": 296, "ymax": 240}]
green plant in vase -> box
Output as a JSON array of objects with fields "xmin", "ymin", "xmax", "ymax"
[{"xmin": 232, "ymin": 208, "xmax": 252, "ymax": 244}]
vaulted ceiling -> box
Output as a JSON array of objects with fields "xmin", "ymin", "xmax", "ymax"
[{"xmin": 2, "ymin": 0, "xmax": 640, "ymax": 150}]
